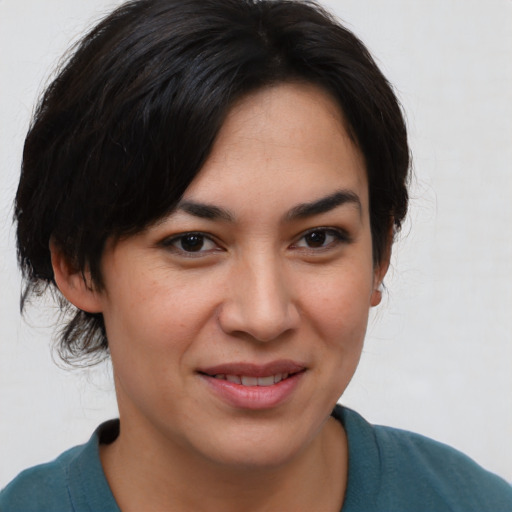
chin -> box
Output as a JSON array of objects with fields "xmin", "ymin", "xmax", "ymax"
[
  {"xmin": 190, "ymin": 416, "xmax": 322, "ymax": 471},
  {"xmin": 208, "ymin": 441, "xmax": 304, "ymax": 471}
]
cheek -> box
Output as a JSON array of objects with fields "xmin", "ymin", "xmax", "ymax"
[
  {"xmin": 294, "ymin": 267, "xmax": 373, "ymax": 410},
  {"xmin": 300, "ymin": 264, "xmax": 374, "ymax": 341},
  {"xmin": 101, "ymin": 268, "xmax": 226, "ymax": 374}
]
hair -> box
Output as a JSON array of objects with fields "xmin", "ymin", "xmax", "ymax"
[{"xmin": 15, "ymin": 0, "xmax": 410, "ymax": 364}]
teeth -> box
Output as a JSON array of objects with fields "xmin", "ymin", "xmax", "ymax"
[
  {"xmin": 257, "ymin": 376, "xmax": 274, "ymax": 387},
  {"xmin": 212, "ymin": 373, "xmax": 291, "ymax": 386},
  {"xmin": 241, "ymin": 376, "xmax": 258, "ymax": 386}
]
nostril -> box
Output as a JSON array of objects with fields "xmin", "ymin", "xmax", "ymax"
[{"xmin": 216, "ymin": 270, "xmax": 300, "ymax": 342}]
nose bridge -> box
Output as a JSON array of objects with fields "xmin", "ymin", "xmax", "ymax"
[{"xmin": 219, "ymin": 248, "xmax": 298, "ymax": 342}]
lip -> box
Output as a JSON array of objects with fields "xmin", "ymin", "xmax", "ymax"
[
  {"xmin": 198, "ymin": 360, "xmax": 306, "ymax": 378},
  {"xmin": 198, "ymin": 360, "xmax": 306, "ymax": 410}
]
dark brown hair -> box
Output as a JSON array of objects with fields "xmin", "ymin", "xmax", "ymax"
[{"xmin": 15, "ymin": 0, "xmax": 410, "ymax": 364}]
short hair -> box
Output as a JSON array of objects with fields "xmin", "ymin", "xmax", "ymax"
[{"xmin": 15, "ymin": 0, "xmax": 410, "ymax": 364}]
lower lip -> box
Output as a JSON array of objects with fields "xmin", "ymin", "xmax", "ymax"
[{"xmin": 200, "ymin": 372, "xmax": 304, "ymax": 410}]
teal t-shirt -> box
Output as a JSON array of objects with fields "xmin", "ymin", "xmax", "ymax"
[{"xmin": 1, "ymin": 407, "xmax": 511, "ymax": 511}]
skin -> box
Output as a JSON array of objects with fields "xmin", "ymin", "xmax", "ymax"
[{"xmin": 52, "ymin": 82, "xmax": 389, "ymax": 512}]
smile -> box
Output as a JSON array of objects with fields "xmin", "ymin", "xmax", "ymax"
[
  {"xmin": 212, "ymin": 373, "xmax": 290, "ymax": 386},
  {"xmin": 198, "ymin": 361, "xmax": 306, "ymax": 409}
]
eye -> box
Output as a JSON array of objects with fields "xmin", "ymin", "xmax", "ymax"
[
  {"xmin": 163, "ymin": 232, "xmax": 220, "ymax": 255},
  {"xmin": 293, "ymin": 228, "xmax": 349, "ymax": 250}
]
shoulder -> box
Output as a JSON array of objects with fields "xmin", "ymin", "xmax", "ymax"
[
  {"xmin": 0, "ymin": 445, "xmax": 82, "ymax": 512},
  {"xmin": 374, "ymin": 423, "xmax": 512, "ymax": 509},
  {"xmin": 335, "ymin": 406, "xmax": 512, "ymax": 512},
  {"xmin": 0, "ymin": 420, "xmax": 120, "ymax": 512}
]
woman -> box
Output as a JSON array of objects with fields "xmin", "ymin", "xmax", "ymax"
[{"xmin": 1, "ymin": 0, "xmax": 511, "ymax": 510}]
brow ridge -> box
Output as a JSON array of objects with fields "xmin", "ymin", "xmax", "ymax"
[
  {"xmin": 285, "ymin": 189, "xmax": 362, "ymax": 221},
  {"xmin": 177, "ymin": 201, "xmax": 234, "ymax": 222},
  {"xmin": 175, "ymin": 189, "xmax": 361, "ymax": 224}
]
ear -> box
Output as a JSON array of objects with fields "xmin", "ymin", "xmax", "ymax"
[
  {"xmin": 370, "ymin": 226, "xmax": 393, "ymax": 307},
  {"xmin": 50, "ymin": 240, "xmax": 103, "ymax": 313}
]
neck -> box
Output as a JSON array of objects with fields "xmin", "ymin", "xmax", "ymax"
[{"xmin": 100, "ymin": 415, "xmax": 348, "ymax": 512}]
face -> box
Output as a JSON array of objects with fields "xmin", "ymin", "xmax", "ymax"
[{"xmin": 89, "ymin": 83, "xmax": 386, "ymax": 468}]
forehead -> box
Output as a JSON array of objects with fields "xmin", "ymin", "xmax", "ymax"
[{"xmin": 182, "ymin": 82, "xmax": 368, "ymax": 217}]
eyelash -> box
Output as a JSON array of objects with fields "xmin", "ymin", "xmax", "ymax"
[
  {"xmin": 161, "ymin": 232, "xmax": 222, "ymax": 257},
  {"xmin": 291, "ymin": 227, "xmax": 351, "ymax": 251},
  {"xmin": 161, "ymin": 227, "xmax": 350, "ymax": 257}
]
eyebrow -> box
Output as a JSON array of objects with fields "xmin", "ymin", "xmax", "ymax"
[
  {"xmin": 285, "ymin": 189, "xmax": 362, "ymax": 221},
  {"xmin": 176, "ymin": 201, "xmax": 235, "ymax": 222},
  {"xmin": 175, "ymin": 189, "xmax": 361, "ymax": 223}
]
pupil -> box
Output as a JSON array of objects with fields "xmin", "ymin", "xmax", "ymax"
[
  {"xmin": 306, "ymin": 231, "xmax": 326, "ymax": 247},
  {"xmin": 181, "ymin": 234, "xmax": 204, "ymax": 252}
]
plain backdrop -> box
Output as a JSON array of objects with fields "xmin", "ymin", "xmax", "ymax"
[{"xmin": 1, "ymin": 0, "xmax": 511, "ymax": 486}]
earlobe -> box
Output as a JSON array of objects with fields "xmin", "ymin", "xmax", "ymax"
[
  {"xmin": 371, "ymin": 261, "xmax": 388, "ymax": 307},
  {"xmin": 50, "ymin": 241, "xmax": 103, "ymax": 313},
  {"xmin": 370, "ymin": 284, "xmax": 383, "ymax": 307},
  {"xmin": 371, "ymin": 226, "xmax": 393, "ymax": 307}
]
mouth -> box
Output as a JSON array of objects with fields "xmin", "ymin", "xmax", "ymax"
[
  {"xmin": 202, "ymin": 372, "xmax": 296, "ymax": 387},
  {"xmin": 198, "ymin": 360, "xmax": 306, "ymax": 386},
  {"xmin": 197, "ymin": 361, "xmax": 306, "ymax": 409}
]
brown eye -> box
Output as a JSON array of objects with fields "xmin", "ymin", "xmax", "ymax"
[
  {"xmin": 294, "ymin": 228, "xmax": 349, "ymax": 250},
  {"xmin": 179, "ymin": 234, "xmax": 205, "ymax": 252},
  {"xmin": 163, "ymin": 232, "xmax": 219, "ymax": 255},
  {"xmin": 304, "ymin": 231, "xmax": 327, "ymax": 248}
]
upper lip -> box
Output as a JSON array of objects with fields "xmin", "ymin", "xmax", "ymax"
[{"xmin": 198, "ymin": 360, "xmax": 306, "ymax": 378}]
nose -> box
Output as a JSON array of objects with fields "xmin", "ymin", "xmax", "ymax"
[{"xmin": 218, "ymin": 255, "xmax": 300, "ymax": 342}]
